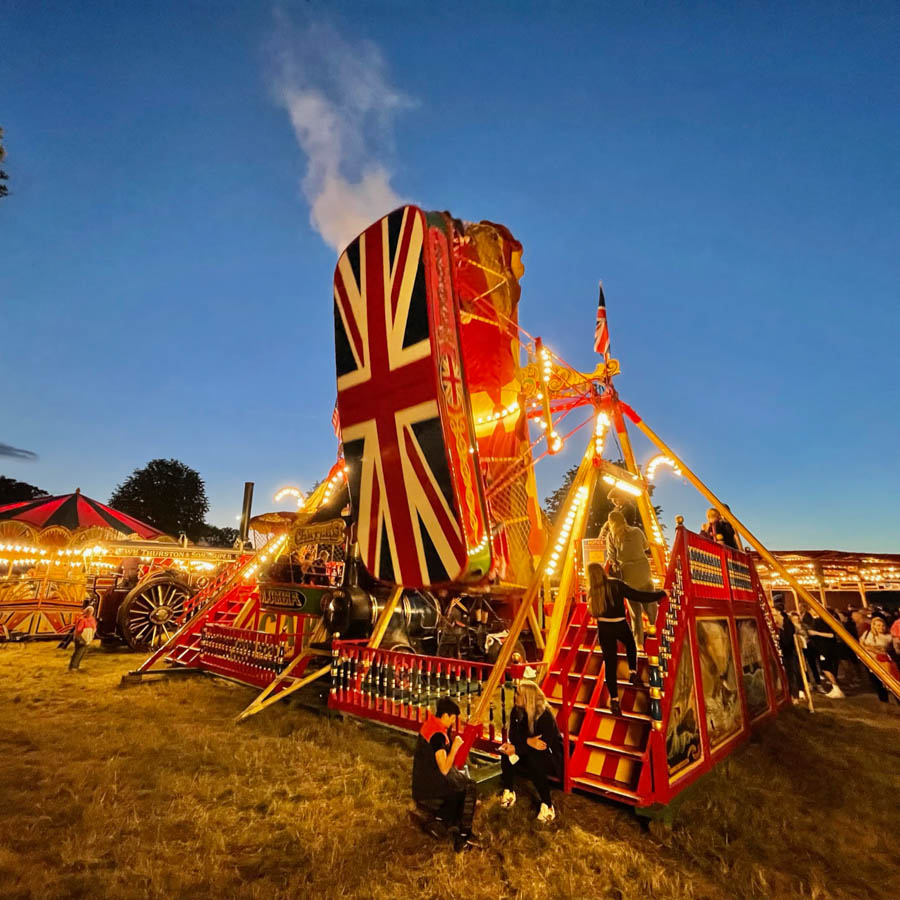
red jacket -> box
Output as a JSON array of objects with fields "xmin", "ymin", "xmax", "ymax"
[{"xmin": 75, "ymin": 614, "xmax": 97, "ymax": 635}]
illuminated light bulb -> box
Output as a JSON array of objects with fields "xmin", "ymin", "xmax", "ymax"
[
  {"xmin": 601, "ymin": 474, "xmax": 643, "ymax": 497},
  {"xmin": 646, "ymin": 455, "xmax": 682, "ymax": 482}
]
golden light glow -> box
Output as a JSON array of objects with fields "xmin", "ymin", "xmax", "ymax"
[
  {"xmin": 322, "ymin": 465, "xmax": 349, "ymax": 503},
  {"xmin": 274, "ymin": 486, "xmax": 306, "ymax": 509},
  {"xmin": 243, "ymin": 534, "xmax": 288, "ymax": 580},
  {"xmin": 545, "ymin": 484, "xmax": 589, "ymax": 578},
  {"xmin": 475, "ymin": 400, "xmax": 520, "ymax": 426},
  {"xmin": 601, "ymin": 473, "xmax": 643, "ymax": 497},
  {"xmin": 593, "ymin": 411, "xmax": 610, "ymax": 457},
  {"xmin": 646, "ymin": 454, "xmax": 682, "ymax": 481}
]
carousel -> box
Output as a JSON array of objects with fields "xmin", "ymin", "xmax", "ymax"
[
  {"xmin": 129, "ymin": 205, "xmax": 899, "ymax": 813},
  {"xmin": 0, "ymin": 489, "xmax": 242, "ymax": 649}
]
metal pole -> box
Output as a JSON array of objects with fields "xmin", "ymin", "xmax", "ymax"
[
  {"xmin": 628, "ymin": 409, "xmax": 900, "ymax": 701},
  {"xmin": 856, "ymin": 578, "xmax": 869, "ymax": 609},
  {"xmin": 239, "ymin": 482, "xmax": 254, "ymax": 546},
  {"xmin": 794, "ymin": 632, "xmax": 815, "ymax": 713}
]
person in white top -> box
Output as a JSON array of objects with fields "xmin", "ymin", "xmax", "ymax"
[
  {"xmin": 605, "ymin": 511, "xmax": 658, "ymax": 648},
  {"xmin": 861, "ymin": 617, "xmax": 893, "ymax": 703}
]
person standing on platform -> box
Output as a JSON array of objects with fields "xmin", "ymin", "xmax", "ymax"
[
  {"xmin": 597, "ymin": 488, "xmax": 633, "ymax": 562},
  {"xmin": 606, "ymin": 510, "xmax": 659, "ymax": 648},
  {"xmin": 587, "ymin": 564, "xmax": 666, "ymax": 716},
  {"xmin": 498, "ymin": 681, "xmax": 563, "ymax": 823},
  {"xmin": 68, "ymin": 605, "xmax": 97, "ymax": 672},
  {"xmin": 701, "ymin": 508, "xmax": 739, "ymax": 550},
  {"xmin": 411, "ymin": 697, "xmax": 479, "ymax": 852}
]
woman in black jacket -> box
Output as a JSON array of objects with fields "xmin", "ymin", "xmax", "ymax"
[
  {"xmin": 498, "ymin": 681, "xmax": 564, "ymax": 823},
  {"xmin": 587, "ymin": 564, "xmax": 666, "ymax": 715}
]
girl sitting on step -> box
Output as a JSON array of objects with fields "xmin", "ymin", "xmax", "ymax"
[{"xmin": 498, "ymin": 681, "xmax": 563, "ymax": 823}]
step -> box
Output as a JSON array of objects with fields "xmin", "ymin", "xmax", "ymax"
[
  {"xmin": 571, "ymin": 773, "xmax": 641, "ymax": 805},
  {"xmin": 553, "ymin": 671, "xmax": 649, "ymax": 691},
  {"xmin": 548, "ymin": 698, "xmax": 651, "ymax": 723},
  {"xmin": 580, "ymin": 738, "xmax": 645, "ymax": 759}
]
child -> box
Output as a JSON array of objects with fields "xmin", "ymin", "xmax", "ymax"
[
  {"xmin": 498, "ymin": 681, "xmax": 563, "ymax": 823},
  {"xmin": 411, "ymin": 697, "xmax": 479, "ymax": 851},
  {"xmin": 69, "ymin": 605, "xmax": 97, "ymax": 671}
]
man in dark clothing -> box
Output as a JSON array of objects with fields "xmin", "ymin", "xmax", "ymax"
[
  {"xmin": 587, "ymin": 564, "xmax": 666, "ymax": 716},
  {"xmin": 804, "ymin": 609, "xmax": 844, "ymax": 698},
  {"xmin": 701, "ymin": 508, "xmax": 739, "ymax": 550},
  {"xmin": 411, "ymin": 697, "xmax": 478, "ymax": 851},
  {"xmin": 777, "ymin": 610, "xmax": 803, "ymax": 698}
]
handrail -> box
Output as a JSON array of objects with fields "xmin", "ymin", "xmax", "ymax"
[
  {"xmin": 328, "ymin": 639, "xmax": 527, "ymax": 750},
  {"xmin": 132, "ymin": 533, "xmax": 285, "ymax": 674}
]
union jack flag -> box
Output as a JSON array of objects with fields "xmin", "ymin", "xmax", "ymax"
[
  {"xmin": 333, "ymin": 207, "xmax": 481, "ymax": 588},
  {"xmin": 594, "ymin": 281, "xmax": 610, "ymax": 357}
]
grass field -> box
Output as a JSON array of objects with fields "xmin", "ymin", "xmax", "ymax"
[{"xmin": 1, "ymin": 644, "xmax": 897, "ymax": 900}]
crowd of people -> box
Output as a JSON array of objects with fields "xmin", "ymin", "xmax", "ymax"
[
  {"xmin": 775, "ymin": 600, "xmax": 900, "ymax": 704},
  {"xmin": 411, "ymin": 499, "xmax": 898, "ymax": 851},
  {"xmin": 411, "ymin": 501, "xmax": 668, "ymax": 851}
]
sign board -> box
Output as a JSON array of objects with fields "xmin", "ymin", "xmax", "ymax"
[{"xmin": 291, "ymin": 520, "xmax": 346, "ymax": 550}]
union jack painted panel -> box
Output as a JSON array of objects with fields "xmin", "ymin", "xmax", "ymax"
[{"xmin": 333, "ymin": 206, "xmax": 491, "ymax": 588}]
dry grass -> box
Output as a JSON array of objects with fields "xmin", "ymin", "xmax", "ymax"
[{"xmin": 0, "ymin": 644, "xmax": 897, "ymax": 900}]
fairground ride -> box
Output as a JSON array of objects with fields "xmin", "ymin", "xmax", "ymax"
[
  {"xmin": 129, "ymin": 206, "xmax": 899, "ymax": 813},
  {"xmin": 0, "ymin": 491, "xmax": 247, "ymax": 650}
]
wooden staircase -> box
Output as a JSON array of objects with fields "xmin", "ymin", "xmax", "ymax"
[{"xmin": 543, "ymin": 602, "xmax": 652, "ymax": 805}]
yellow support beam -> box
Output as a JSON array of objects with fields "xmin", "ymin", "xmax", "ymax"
[
  {"xmin": 542, "ymin": 456, "xmax": 599, "ymax": 668},
  {"xmin": 236, "ymin": 663, "xmax": 332, "ymax": 721},
  {"xmin": 630, "ymin": 410, "xmax": 900, "ymax": 701},
  {"xmin": 367, "ymin": 585, "xmax": 403, "ymax": 648},
  {"xmin": 469, "ymin": 444, "xmax": 594, "ymax": 728}
]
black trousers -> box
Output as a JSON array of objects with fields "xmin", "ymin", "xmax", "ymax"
[
  {"xmin": 432, "ymin": 774, "xmax": 476, "ymax": 835},
  {"xmin": 810, "ymin": 637, "xmax": 838, "ymax": 677},
  {"xmin": 500, "ymin": 750, "xmax": 555, "ymax": 806},
  {"xmin": 783, "ymin": 650, "xmax": 802, "ymax": 696},
  {"xmin": 802, "ymin": 646, "xmax": 821, "ymax": 684},
  {"xmin": 595, "ymin": 619, "xmax": 637, "ymax": 699},
  {"xmin": 869, "ymin": 672, "xmax": 889, "ymax": 703}
]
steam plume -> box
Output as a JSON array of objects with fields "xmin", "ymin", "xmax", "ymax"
[{"xmin": 271, "ymin": 16, "xmax": 412, "ymax": 253}]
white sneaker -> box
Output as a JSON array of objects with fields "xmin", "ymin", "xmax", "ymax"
[
  {"xmin": 826, "ymin": 685, "xmax": 845, "ymax": 699},
  {"xmin": 499, "ymin": 789, "xmax": 516, "ymax": 809},
  {"xmin": 798, "ymin": 690, "xmax": 806, "ymax": 700},
  {"xmin": 537, "ymin": 803, "xmax": 556, "ymax": 823}
]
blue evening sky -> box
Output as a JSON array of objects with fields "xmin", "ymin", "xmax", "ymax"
[{"xmin": 2, "ymin": 1, "xmax": 898, "ymax": 551}]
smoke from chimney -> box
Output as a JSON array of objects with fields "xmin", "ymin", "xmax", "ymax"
[{"xmin": 271, "ymin": 16, "xmax": 413, "ymax": 254}]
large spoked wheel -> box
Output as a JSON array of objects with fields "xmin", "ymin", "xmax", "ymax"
[{"xmin": 117, "ymin": 576, "xmax": 191, "ymax": 651}]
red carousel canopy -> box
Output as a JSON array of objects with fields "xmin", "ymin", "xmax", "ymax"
[{"xmin": 0, "ymin": 490, "xmax": 163, "ymax": 539}]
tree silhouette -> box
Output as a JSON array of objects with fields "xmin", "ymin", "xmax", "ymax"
[
  {"xmin": 543, "ymin": 461, "xmax": 662, "ymax": 539},
  {"xmin": 109, "ymin": 459, "xmax": 209, "ymax": 540},
  {"xmin": 0, "ymin": 476, "xmax": 47, "ymax": 505}
]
